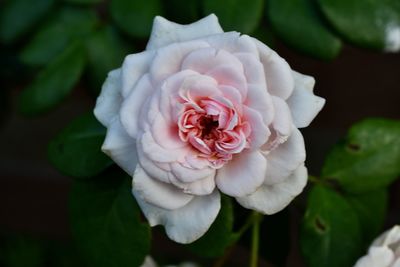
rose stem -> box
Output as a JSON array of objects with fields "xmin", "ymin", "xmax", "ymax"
[{"xmin": 250, "ymin": 212, "xmax": 263, "ymax": 267}]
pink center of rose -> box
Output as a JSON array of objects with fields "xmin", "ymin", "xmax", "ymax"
[{"xmin": 177, "ymin": 95, "xmax": 251, "ymax": 168}]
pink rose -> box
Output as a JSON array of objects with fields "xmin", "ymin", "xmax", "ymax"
[{"xmin": 94, "ymin": 14, "xmax": 325, "ymax": 243}]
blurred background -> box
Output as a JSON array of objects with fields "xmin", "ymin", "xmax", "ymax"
[{"xmin": 1, "ymin": 0, "xmax": 399, "ymax": 266}]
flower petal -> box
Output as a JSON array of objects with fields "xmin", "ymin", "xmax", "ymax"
[
  {"xmin": 216, "ymin": 151, "xmax": 267, "ymax": 197},
  {"xmin": 121, "ymin": 50, "xmax": 155, "ymax": 97},
  {"xmin": 133, "ymin": 189, "xmax": 221, "ymax": 244},
  {"xmin": 287, "ymin": 71, "xmax": 326, "ymax": 128},
  {"xmin": 150, "ymin": 40, "xmax": 209, "ymax": 84},
  {"xmin": 133, "ymin": 165, "xmax": 193, "ymax": 210},
  {"xmin": 263, "ymin": 128, "xmax": 306, "ymax": 184},
  {"xmin": 94, "ymin": 69, "xmax": 122, "ymax": 127},
  {"xmin": 120, "ymin": 74, "xmax": 154, "ymax": 138},
  {"xmin": 170, "ymin": 162, "xmax": 215, "ymax": 183},
  {"xmin": 170, "ymin": 174, "xmax": 216, "ymax": 196},
  {"xmin": 205, "ymin": 33, "xmax": 259, "ymax": 55},
  {"xmin": 236, "ymin": 164, "xmax": 307, "ymax": 215},
  {"xmin": 252, "ymin": 38, "xmax": 294, "ymax": 100},
  {"xmin": 354, "ymin": 246, "xmax": 394, "ymax": 267},
  {"xmin": 373, "ymin": 225, "xmax": 400, "ymax": 247},
  {"xmin": 102, "ymin": 118, "xmax": 137, "ymax": 176},
  {"xmin": 147, "ymin": 14, "xmax": 223, "ymax": 50},
  {"xmin": 242, "ymin": 106, "xmax": 270, "ymax": 150}
]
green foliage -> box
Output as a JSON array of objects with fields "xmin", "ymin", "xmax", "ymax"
[
  {"xmin": 267, "ymin": 0, "xmax": 342, "ymax": 60},
  {"xmin": 85, "ymin": 26, "xmax": 130, "ymax": 92},
  {"xmin": 187, "ymin": 196, "xmax": 237, "ymax": 258},
  {"xmin": 163, "ymin": 0, "xmax": 200, "ymax": 24},
  {"xmin": 346, "ymin": 189, "xmax": 388, "ymax": 245},
  {"xmin": 110, "ymin": 0, "xmax": 163, "ymax": 38},
  {"xmin": 322, "ymin": 118, "xmax": 400, "ymax": 193},
  {"xmin": 301, "ymin": 185, "xmax": 362, "ymax": 267},
  {"xmin": 19, "ymin": 42, "xmax": 86, "ymax": 115},
  {"xmin": 64, "ymin": 0, "xmax": 103, "ymax": 4},
  {"xmin": 203, "ymin": 0, "xmax": 264, "ymax": 33},
  {"xmin": 0, "ymin": 0, "xmax": 54, "ymax": 44},
  {"xmin": 69, "ymin": 170, "xmax": 151, "ymax": 267},
  {"xmin": 48, "ymin": 112, "xmax": 113, "ymax": 178},
  {"xmin": 317, "ymin": 0, "xmax": 400, "ymax": 50},
  {"xmin": 20, "ymin": 7, "xmax": 99, "ymax": 66}
]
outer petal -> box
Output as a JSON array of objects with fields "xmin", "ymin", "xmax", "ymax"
[
  {"xmin": 252, "ymin": 38, "xmax": 294, "ymax": 100},
  {"xmin": 133, "ymin": 165, "xmax": 193, "ymax": 210},
  {"xmin": 169, "ymin": 174, "xmax": 216, "ymax": 196},
  {"xmin": 372, "ymin": 225, "xmax": 400, "ymax": 247},
  {"xmin": 147, "ymin": 14, "xmax": 223, "ymax": 50},
  {"xmin": 354, "ymin": 246, "xmax": 394, "ymax": 267},
  {"xmin": 121, "ymin": 51, "xmax": 155, "ymax": 97},
  {"xmin": 140, "ymin": 256, "xmax": 158, "ymax": 267},
  {"xmin": 286, "ymin": 71, "xmax": 326, "ymax": 128},
  {"xmin": 133, "ymin": 189, "xmax": 221, "ymax": 244},
  {"xmin": 94, "ymin": 69, "xmax": 122, "ymax": 127},
  {"xmin": 216, "ymin": 151, "xmax": 267, "ymax": 197},
  {"xmin": 102, "ymin": 118, "xmax": 137, "ymax": 176},
  {"xmin": 264, "ymin": 128, "xmax": 306, "ymax": 184},
  {"xmin": 236, "ymin": 164, "xmax": 308, "ymax": 215},
  {"xmin": 120, "ymin": 74, "xmax": 154, "ymax": 138}
]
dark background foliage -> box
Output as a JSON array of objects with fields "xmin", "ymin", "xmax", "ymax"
[{"xmin": 1, "ymin": 0, "xmax": 400, "ymax": 266}]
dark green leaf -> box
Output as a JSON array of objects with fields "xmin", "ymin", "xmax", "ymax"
[
  {"xmin": 48, "ymin": 112, "xmax": 112, "ymax": 178},
  {"xmin": 20, "ymin": 7, "xmax": 98, "ymax": 66},
  {"xmin": 0, "ymin": 235, "xmax": 46, "ymax": 267},
  {"xmin": 19, "ymin": 42, "xmax": 86, "ymax": 116},
  {"xmin": 0, "ymin": 0, "xmax": 54, "ymax": 43},
  {"xmin": 64, "ymin": 0, "xmax": 103, "ymax": 4},
  {"xmin": 317, "ymin": 0, "xmax": 400, "ymax": 51},
  {"xmin": 187, "ymin": 196, "xmax": 236, "ymax": 258},
  {"xmin": 69, "ymin": 170, "xmax": 151, "ymax": 267},
  {"xmin": 322, "ymin": 118, "xmax": 400, "ymax": 193},
  {"xmin": 346, "ymin": 189, "xmax": 388, "ymax": 245},
  {"xmin": 301, "ymin": 185, "xmax": 362, "ymax": 267},
  {"xmin": 110, "ymin": 0, "xmax": 163, "ymax": 38},
  {"xmin": 202, "ymin": 0, "xmax": 264, "ymax": 33},
  {"xmin": 267, "ymin": 0, "xmax": 342, "ymax": 60},
  {"xmin": 85, "ymin": 26, "xmax": 130, "ymax": 93},
  {"xmin": 163, "ymin": 0, "xmax": 200, "ymax": 24}
]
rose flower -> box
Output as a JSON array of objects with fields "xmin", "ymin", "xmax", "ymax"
[{"xmin": 94, "ymin": 14, "xmax": 325, "ymax": 243}]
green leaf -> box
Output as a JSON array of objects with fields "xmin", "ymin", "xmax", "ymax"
[
  {"xmin": 322, "ymin": 118, "xmax": 400, "ymax": 193},
  {"xmin": 267, "ymin": 0, "xmax": 342, "ymax": 60},
  {"xmin": 69, "ymin": 170, "xmax": 151, "ymax": 267},
  {"xmin": 0, "ymin": 0, "xmax": 54, "ymax": 44},
  {"xmin": 48, "ymin": 112, "xmax": 112, "ymax": 178},
  {"xmin": 19, "ymin": 42, "xmax": 86, "ymax": 116},
  {"xmin": 64, "ymin": 0, "xmax": 103, "ymax": 4},
  {"xmin": 85, "ymin": 26, "xmax": 130, "ymax": 93},
  {"xmin": 20, "ymin": 7, "xmax": 98, "ymax": 66},
  {"xmin": 345, "ymin": 189, "xmax": 388, "ymax": 245},
  {"xmin": 0, "ymin": 235, "xmax": 47, "ymax": 267},
  {"xmin": 202, "ymin": 0, "xmax": 264, "ymax": 33},
  {"xmin": 301, "ymin": 185, "xmax": 362, "ymax": 267},
  {"xmin": 163, "ymin": 0, "xmax": 200, "ymax": 24},
  {"xmin": 187, "ymin": 196, "xmax": 236, "ymax": 258},
  {"xmin": 110, "ymin": 0, "xmax": 162, "ymax": 38},
  {"xmin": 317, "ymin": 0, "xmax": 400, "ymax": 51}
]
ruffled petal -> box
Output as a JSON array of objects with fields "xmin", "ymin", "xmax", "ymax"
[
  {"xmin": 236, "ymin": 164, "xmax": 307, "ymax": 215},
  {"xmin": 147, "ymin": 14, "xmax": 223, "ymax": 50},
  {"xmin": 101, "ymin": 118, "xmax": 137, "ymax": 176},
  {"xmin": 252, "ymin": 38, "xmax": 294, "ymax": 100},
  {"xmin": 242, "ymin": 106, "xmax": 270, "ymax": 150},
  {"xmin": 170, "ymin": 162, "xmax": 215, "ymax": 183},
  {"xmin": 121, "ymin": 51, "xmax": 155, "ymax": 97},
  {"xmin": 94, "ymin": 69, "xmax": 122, "ymax": 127},
  {"xmin": 170, "ymin": 174, "xmax": 216, "ymax": 195},
  {"xmin": 287, "ymin": 71, "xmax": 325, "ymax": 128},
  {"xmin": 354, "ymin": 246, "xmax": 394, "ymax": 267},
  {"xmin": 133, "ymin": 165, "xmax": 193, "ymax": 210},
  {"xmin": 120, "ymin": 74, "xmax": 154, "ymax": 138},
  {"xmin": 216, "ymin": 151, "xmax": 267, "ymax": 197},
  {"xmin": 263, "ymin": 128, "xmax": 306, "ymax": 184},
  {"xmin": 205, "ymin": 33, "xmax": 259, "ymax": 55},
  {"xmin": 150, "ymin": 40, "xmax": 209, "ymax": 84},
  {"xmin": 133, "ymin": 189, "xmax": 221, "ymax": 244}
]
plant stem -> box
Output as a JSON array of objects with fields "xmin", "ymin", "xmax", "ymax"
[{"xmin": 250, "ymin": 212, "xmax": 262, "ymax": 267}]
